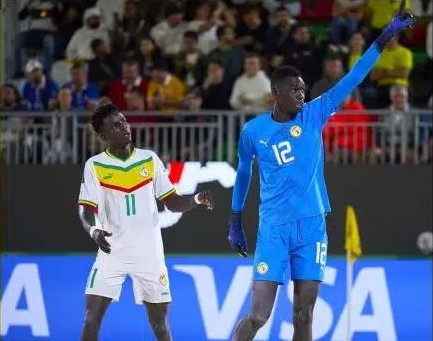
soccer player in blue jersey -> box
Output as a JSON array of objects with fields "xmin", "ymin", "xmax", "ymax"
[{"xmin": 228, "ymin": 3, "xmax": 414, "ymax": 341}]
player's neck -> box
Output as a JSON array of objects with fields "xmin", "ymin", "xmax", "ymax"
[
  {"xmin": 107, "ymin": 144, "xmax": 134, "ymax": 161},
  {"xmin": 272, "ymin": 107, "xmax": 296, "ymax": 122}
]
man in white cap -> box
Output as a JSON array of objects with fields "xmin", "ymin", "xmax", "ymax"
[
  {"xmin": 22, "ymin": 59, "xmax": 59, "ymax": 111},
  {"xmin": 66, "ymin": 7, "xmax": 110, "ymax": 61}
]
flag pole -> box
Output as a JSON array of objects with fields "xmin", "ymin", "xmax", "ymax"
[{"xmin": 346, "ymin": 250, "xmax": 352, "ymax": 341}]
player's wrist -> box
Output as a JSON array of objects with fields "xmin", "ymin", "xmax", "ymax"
[{"xmin": 89, "ymin": 226, "xmax": 97, "ymax": 238}]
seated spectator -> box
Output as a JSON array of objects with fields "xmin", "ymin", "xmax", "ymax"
[
  {"xmin": 107, "ymin": 58, "xmax": 147, "ymax": 111},
  {"xmin": 230, "ymin": 53, "xmax": 272, "ymax": 112},
  {"xmin": 330, "ymin": 0, "xmax": 365, "ymax": 46},
  {"xmin": 277, "ymin": 23, "xmax": 321, "ymax": 95},
  {"xmin": 15, "ymin": 0, "xmax": 57, "ymax": 75},
  {"xmin": 311, "ymin": 54, "xmax": 362, "ymax": 102},
  {"xmin": 205, "ymin": 25, "xmax": 245, "ymax": 84},
  {"xmin": 371, "ymin": 34, "xmax": 413, "ymax": 108},
  {"xmin": 63, "ymin": 63, "xmax": 100, "ymax": 111},
  {"xmin": 199, "ymin": 60, "xmax": 232, "ymax": 110},
  {"xmin": 323, "ymin": 93, "xmax": 374, "ymax": 162},
  {"xmin": 1, "ymin": 83, "xmax": 27, "ymax": 111},
  {"xmin": 380, "ymin": 85, "xmax": 416, "ymax": 163},
  {"xmin": 137, "ymin": 37, "xmax": 165, "ymax": 79},
  {"xmin": 66, "ymin": 7, "xmax": 110, "ymax": 61},
  {"xmin": 235, "ymin": 3, "xmax": 268, "ymax": 54},
  {"xmin": 22, "ymin": 59, "xmax": 59, "ymax": 112},
  {"xmin": 88, "ymin": 39, "xmax": 121, "ymax": 95},
  {"xmin": 125, "ymin": 86, "xmax": 146, "ymax": 111},
  {"xmin": 146, "ymin": 60, "xmax": 187, "ymax": 112},
  {"xmin": 264, "ymin": 6, "xmax": 295, "ymax": 60},
  {"xmin": 187, "ymin": 0, "xmax": 220, "ymax": 55},
  {"xmin": 56, "ymin": 86, "xmax": 73, "ymax": 111},
  {"xmin": 112, "ymin": 0, "xmax": 148, "ymax": 53},
  {"xmin": 173, "ymin": 31, "xmax": 207, "ymax": 90},
  {"xmin": 150, "ymin": 2, "xmax": 188, "ymax": 57}
]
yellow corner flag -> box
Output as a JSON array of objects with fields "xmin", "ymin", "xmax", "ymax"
[{"xmin": 345, "ymin": 206, "xmax": 362, "ymax": 264}]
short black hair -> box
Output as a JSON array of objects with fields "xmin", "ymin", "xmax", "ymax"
[
  {"xmin": 91, "ymin": 103, "xmax": 120, "ymax": 134},
  {"xmin": 270, "ymin": 65, "xmax": 301, "ymax": 91},
  {"xmin": 184, "ymin": 30, "xmax": 198, "ymax": 41}
]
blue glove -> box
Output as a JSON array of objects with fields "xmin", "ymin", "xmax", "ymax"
[
  {"xmin": 376, "ymin": 3, "xmax": 415, "ymax": 50},
  {"xmin": 228, "ymin": 212, "xmax": 248, "ymax": 257}
]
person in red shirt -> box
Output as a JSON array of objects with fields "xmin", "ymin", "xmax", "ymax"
[{"xmin": 323, "ymin": 93, "xmax": 375, "ymax": 161}]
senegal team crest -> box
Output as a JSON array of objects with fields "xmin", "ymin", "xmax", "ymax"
[
  {"xmin": 257, "ymin": 262, "xmax": 269, "ymax": 275},
  {"xmin": 290, "ymin": 125, "xmax": 302, "ymax": 138},
  {"xmin": 139, "ymin": 167, "xmax": 149, "ymax": 178},
  {"xmin": 159, "ymin": 274, "xmax": 168, "ymax": 286}
]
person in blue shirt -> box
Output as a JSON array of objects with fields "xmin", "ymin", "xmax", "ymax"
[
  {"xmin": 22, "ymin": 59, "xmax": 59, "ymax": 112},
  {"xmin": 63, "ymin": 63, "xmax": 100, "ymax": 111},
  {"xmin": 228, "ymin": 4, "xmax": 415, "ymax": 341}
]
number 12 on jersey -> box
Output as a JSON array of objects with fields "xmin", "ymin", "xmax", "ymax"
[
  {"xmin": 125, "ymin": 194, "xmax": 136, "ymax": 216},
  {"xmin": 272, "ymin": 141, "xmax": 295, "ymax": 165}
]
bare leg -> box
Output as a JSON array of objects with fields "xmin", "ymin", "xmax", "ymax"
[
  {"xmin": 81, "ymin": 294, "xmax": 112, "ymax": 341},
  {"xmin": 144, "ymin": 302, "xmax": 172, "ymax": 341},
  {"xmin": 292, "ymin": 280, "xmax": 321, "ymax": 341},
  {"xmin": 232, "ymin": 281, "xmax": 279, "ymax": 341}
]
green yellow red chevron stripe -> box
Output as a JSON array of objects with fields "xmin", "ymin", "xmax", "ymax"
[
  {"xmin": 78, "ymin": 199, "xmax": 98, "ymax": 208},
  {"xmin": 158, "ymin": 188, "xmax": 176, "ymax": 200},
  {"xmin": 93, "ymin": 157, "xmax": 155, "ymax": 193}
]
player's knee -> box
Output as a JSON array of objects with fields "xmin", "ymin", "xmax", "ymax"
[
  {"xmin": 150, "ymin": 318, "xmax": 169, "ymax": 336},
  {"xmin": 249, "ymin": 310, "xmax": 271, "ymax": 330},
  {"xmin": 293, "ymin": 305, "xmax": 314, "ymax": 325}
]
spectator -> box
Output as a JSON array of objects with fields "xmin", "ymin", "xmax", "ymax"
[
  {"xmin": 66, "ymin": 7, "xmax": 110, "ymax": 61},
  {"xmin": 1, "ymin": 84, "xmax": 27, "ymax": 111},
  {"xmin": 95, "ymin": 0, "xmax": 124, "ymax": 30},
  {"xmin": 329, "ymin": 0, "xmax": 365, "ymax": 46},
  {"xmin": 21, "ymin": 59, "xmax": 59, "ymax": 112},
  {"xmin": 16, "ymin": 0, "xmax": 57, "ymax": 75},
  {"xmin": 371, "ymin": 34, "xmax": 413, "ymax": 108},
  {"xmin": 310, "ymin": 54, "xmax": 362, "ymax": 102},
  {"xmin": 205, "ymin": 25, "xmax": 245, "ymax": 84},
  {"xmin": 150, "ymin": 2, "xmax": 188, "ymax": 57},
  {"xmin": 323, "ymin": 93, "xmax": 374, "ymax": 162},
  {"xmin": 63, "ymin": 63, "xmax": 100, "ymax": 111},
  {"xmin": 56, "ymin": 86, "xmax": 73, "ymax": 111},
  {"xmin": 125, "ymin": 86, "xmax": 146, "ymax": 111},
  {"xmin": 230, "ymin": 53, "xmax": 272, "ymax": 112},
  {"xmin": 173, "ymin": 31, "xmax": 207, "ymax": 90},
  {"xmin": 112, "ymin": 0, "xmax": 148, "ymax": 53},
  {"xmin": 381, "ymin": 85, "xmax": 416, "ymax": 163},
  {"xmin": 137, "ymin": 37, "xmax": 166, "ymax": 79},
  {"xmin": 187, "ymin": 0, "xmax": 220, "ymax": 55},
  {"xmin": 264, "ymin": 6, "xmax": 295, "ymax": 60},
  {"xmin": 367, "ymin": 0, "xmax": 412, "ymax": 38},
  {"xmin": 88, "ymin": 39, "xmax": 121, "ymax": 95},
  {"xmin": 200, "ymin": 60, "xmax": 232, "ymax": 110},
  {"xmin": 262, "ymin": 0, "xmax": 301, "ymax": 17},
  {"xmin": 278, "ymin": 23, "xmax": 321, "ymax": 95},
  {"xmin": 107, "ymin": 58, "xmax": 148, "ymax": 111},
  {"xmin": 146, "ymin": 60, "xmax": 187, "ymax": 111},
  {"xmin": 235, "ymin": 3, "xmax": 268, "ymax": 54}
]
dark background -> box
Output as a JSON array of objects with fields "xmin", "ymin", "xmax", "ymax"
[{"xmin": 2, "ymin": 165, "xmax": 432, "ymax": 255}]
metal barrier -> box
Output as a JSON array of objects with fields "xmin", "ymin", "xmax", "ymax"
[{"xmin": 1, "ymin": 109, "xmax": 432, "ymax": 165}]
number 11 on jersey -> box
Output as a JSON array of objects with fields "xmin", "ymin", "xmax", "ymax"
[{"xmin": 125, "ymin": 194, "xmax": 136, "ymax": 216}]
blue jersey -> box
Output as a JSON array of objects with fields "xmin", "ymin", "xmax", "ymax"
[
  {"xmin": 232, "ymin": 43, "xmax": 381, "ymax": 225},
  {"xmin": 64, "ymin": 82, "xmax": 100, "ymax": 110},
  {"xmin": 22, "ymin": 76, "xmax": 59, "ymax": 112}
]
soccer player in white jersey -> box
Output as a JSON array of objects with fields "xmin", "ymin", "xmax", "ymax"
[{"xmin": 78, "ymin": 103, "xmax": 214, "ymax": 341}]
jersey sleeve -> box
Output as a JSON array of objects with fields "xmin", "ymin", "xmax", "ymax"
[
  {"xmin": 238, "ymin": 124, "xmax": 256, "ymax": 162},
  {"xmin": 307, "ymin": 43, "xmax": 381, "ymax": 128},
  {"xmin": 153, "ymin": 154, "xmax": 176, "ymax": 201},
  {"xmin": 78, "ymin": 160, "xmax": 99, "ymax": 210}
]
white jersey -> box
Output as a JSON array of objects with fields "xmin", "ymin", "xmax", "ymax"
[{"xmin": 78, "ymin": 148, "xmax": 176, "ymax": 271}]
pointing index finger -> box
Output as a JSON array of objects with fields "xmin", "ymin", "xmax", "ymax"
[{"xmin": 397, "ymin": 0, "xmax": 406, "ymax": 16}]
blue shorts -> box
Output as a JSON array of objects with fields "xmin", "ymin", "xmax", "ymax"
[{"xmin": 253, "ymin": 214, "xmax": 328, "ymax": 284}]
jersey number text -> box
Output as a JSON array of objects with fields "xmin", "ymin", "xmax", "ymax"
[
  {"xmin": 125, "ymin": 194, "xmax": 136, "ymax": 216},
  {"xmin": 272, "ymin": 141, "xmax": 295, "ymax": 165}
]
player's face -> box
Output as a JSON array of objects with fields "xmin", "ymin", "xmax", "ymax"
[
  {"xmin": 101, "ymin": 112, "xmax": 132, "ymax": 148},
  {"xmin": 275, "ymin": 76, "xmax": 306, "ymax": 112}
]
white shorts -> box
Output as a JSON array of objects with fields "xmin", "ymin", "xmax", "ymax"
[{"xmin": 85, "ymin": 256, "xmax": 172, "ymax": 305}]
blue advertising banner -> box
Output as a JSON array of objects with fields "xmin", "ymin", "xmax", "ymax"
[{"xmin": 1, "ymin": 255, "xmax": 432, "ymax": 341}]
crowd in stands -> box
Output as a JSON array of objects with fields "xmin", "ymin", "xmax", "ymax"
[{"xmin": 1, "ymin": 0, "xmax": 432, "ymax": 163}]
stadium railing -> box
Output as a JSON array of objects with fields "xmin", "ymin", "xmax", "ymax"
[{"xmin": 1, "ymin": 110, "xmax": 432, "ymax": 165}]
